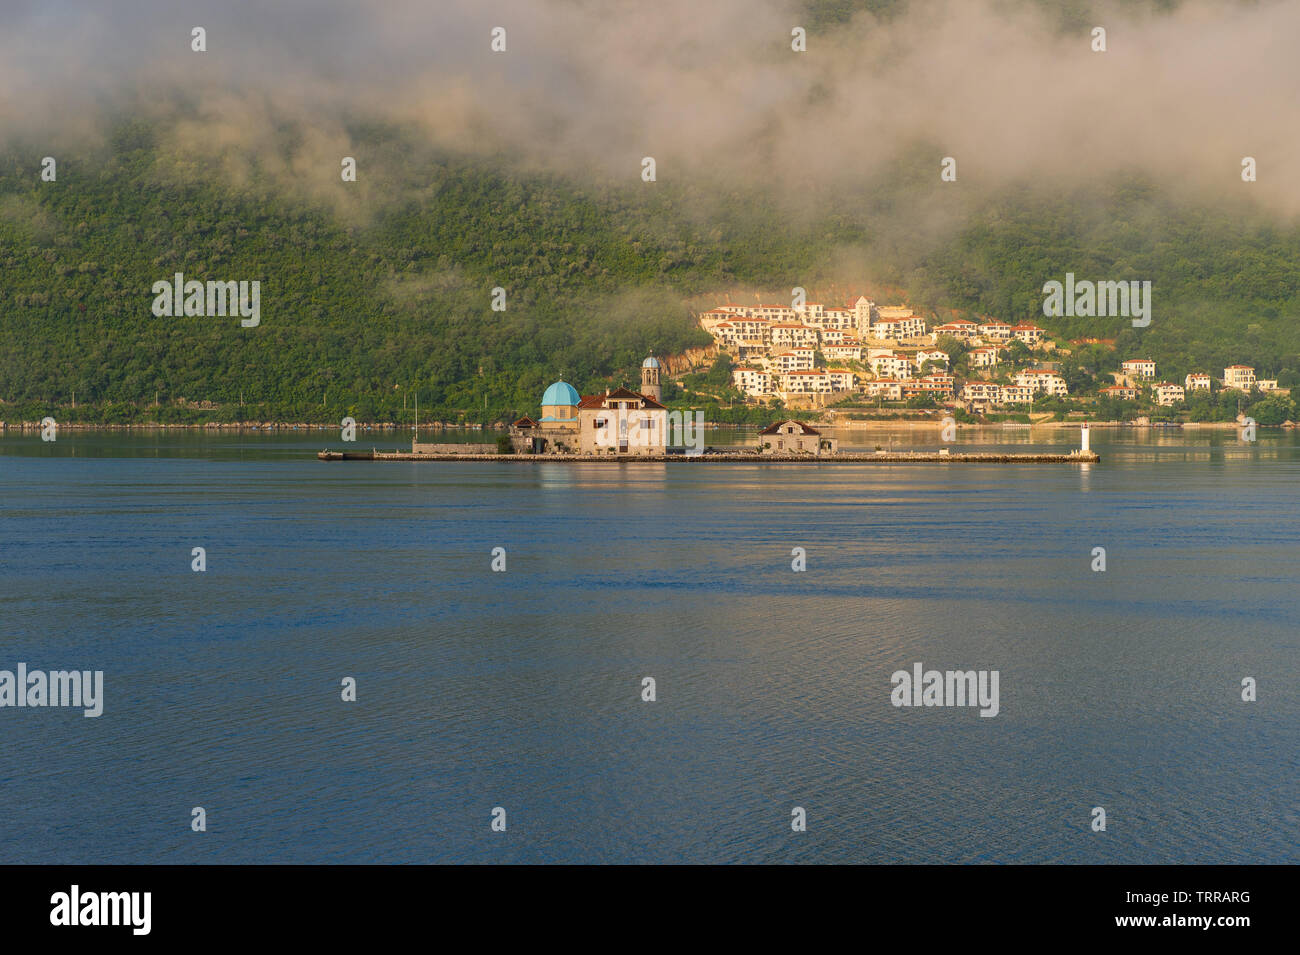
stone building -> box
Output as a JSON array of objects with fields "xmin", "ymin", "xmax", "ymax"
[
  {"xmin": 576, "ymin": 387, "xmax": 668, "ymax": 455},
  {"xmin": 509, "ymin": 357, "xmax": 669, "ymax": 455},
  {"xmin": 757, "ymin": 420, "xmax": 837, "ymax": 455}
]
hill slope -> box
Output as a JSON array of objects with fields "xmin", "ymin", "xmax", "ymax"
[{"xmin": 2, "ymin": 118, "xmax": 1299, "ymax": 424}]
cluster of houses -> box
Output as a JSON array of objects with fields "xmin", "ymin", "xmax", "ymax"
[
  {"xmin": 1098, "ymin": 361, "xmax": 1280, "ymax": 407},
  {"xmin": 503, "ymin": 345, "xmax": 1288, "ymax": 458},
  {"xmin": 702, "ymin": 297, "xmax": 1285, "ymax": 413},
  {"xmin": 700, "ymin": 298, "xmax": 1048, "ymax": 405},
  {"xmin": 958, "ymin": 368, "xmax": 1068, "ymax": 410}
]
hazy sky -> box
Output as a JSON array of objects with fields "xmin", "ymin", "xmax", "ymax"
[{"xmin": 2, "ymin": 0, "xmax": 1297, "ymax": 213}]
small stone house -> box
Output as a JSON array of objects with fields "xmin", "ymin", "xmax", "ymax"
[{"xmin": 757, "ymin": 420, "xmax": 837, "ymax": 455}]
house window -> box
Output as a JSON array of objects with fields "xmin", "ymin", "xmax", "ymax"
[{"xmin": 640, "ymin": 418, "xmax": 652, "ymax": 430}]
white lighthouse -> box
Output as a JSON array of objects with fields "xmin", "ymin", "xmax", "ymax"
[{"xmin": 1081, "ymin": 423, "xmax": 1091, "ymax": 453}]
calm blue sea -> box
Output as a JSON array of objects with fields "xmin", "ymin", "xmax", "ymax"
[{"xmin": 1, "ymin": 427, "xmax": 1297, "ymax": 863}]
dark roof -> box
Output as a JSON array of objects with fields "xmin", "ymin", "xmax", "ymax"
[
  {"xmin": 759, "ymin": 419, "xmax": 821, "ymax": 436},
  {"xmin": 512, "ymin": 416, "xmax": 537, "ymax": 428},
  {"xmin": 578, "ymin": 388, "xmax": 667, "ymax": 411}
]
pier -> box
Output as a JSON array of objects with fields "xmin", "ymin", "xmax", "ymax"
[
  {"xmin": 317, "ymin": 449, "xmax": 1100, "ymax": 464},
  {"xmin": 318, "ymin": 423, "xmax": 1099, "ymax": 464}
]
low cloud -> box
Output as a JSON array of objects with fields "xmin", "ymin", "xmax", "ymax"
[{"xmin": 1, "ymin": 1, "xmax": 1296, "ymax": 216}]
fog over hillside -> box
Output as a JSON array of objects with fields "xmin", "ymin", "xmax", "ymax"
[
  {"xmin": 2, "ymin": 1, "xmax": 1298, "ymax": 423},
  {"xmin": 2, "ymin": 0, "xmax": 1297, "ymax": 216}
]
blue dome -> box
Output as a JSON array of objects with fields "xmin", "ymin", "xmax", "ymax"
[
  {"xmin": 642, "ymin": 356, "xmax": 660, "ymax": 369},
  {"xmin": 541, "ymin": 380, "xmax": 580, "ymax": 407}
]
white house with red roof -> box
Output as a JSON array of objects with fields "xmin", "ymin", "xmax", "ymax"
[
  {"xmin": 765, "ymin": 348, "xmax": 816, "ymax": 373},
  {"xmin": 1011, "ymin": 323, "xmax": 1045, "ymax": 344},
  {"xmin": 769, "ymin": 323, "xmax": 818, "ymax": 348},
  {"xmin": 1223, "ymin": 365, "xmax": 1256, "ymax": 390},
  {"xmin": 915, "ymin": 349, "xmax": 949, "ymax": 370},
  {"xmin": 1100, "ymin": 384, "xmax": 1139, "ymax": 401},
  {"xmin": 732, "ymin": 366, "xmax": 772, "ymax": 397},
  {"xmin": 1121, "ymin": 358, "xmax": 1157, "ymax": 379},
  {"xmin": 932, "ymin": 321, "xmax": 980, "ymax": 341},
  {"xmin": 1013, "ymin": 369, "xmax": 1069, "ymax": 396},
  {"xmin": 823, "ymin": 343, "xmax": 863, "ymax": 361},
  {"xmin": 868, "ymin": 352, "xmax": 915, "ymax": 379},
  {"xmin": 778, "ymin": 370, "xmax": 834, "ymax": 394},
  {"xmin": 871, "ymin": 314, "xmax": 928, "ymax": 340},
  {"xmin": 864, "ymin": 378, "xmax": 904, "ymax": 400},
  {"xmin": 1152, "ymin": 382, "xmax": 1185, "ymax": 406},
  {"xmin": 998, "ymin": 384, "xmax": 1035, "ymax": 405},
  {"xmin": 902, "ymin": 375, "xmax": 955, "ymax": 399}
]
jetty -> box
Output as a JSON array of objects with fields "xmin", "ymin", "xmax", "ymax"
[
  {"xmin": 318, "ymin": 420, "xmax": 1100, "ymax": 464},
  {"xmin": 317, "ymin": 449, "xmax": 1099, "ymax": 464}
]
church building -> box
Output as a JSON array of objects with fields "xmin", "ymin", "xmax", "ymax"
[{"xmin": 511, "ymin": 355, "xmax": 669, "ymax": 455}]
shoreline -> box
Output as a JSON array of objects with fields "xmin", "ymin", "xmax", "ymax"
[
  {"xmin": 0, "ymin": 421, "xmax": 461, "ymax": 433},
  {"xmin": 818, "ymin": 419, "xmax": 1246, "ymax": 431},
  {"xmin": 0, "ymin": 419, "xmax": 1265, "ymax": 433}
]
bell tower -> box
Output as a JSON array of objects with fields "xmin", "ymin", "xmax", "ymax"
[{"xmin": 640, "ymin": 354, "xmax": 662, "ymax": 402}]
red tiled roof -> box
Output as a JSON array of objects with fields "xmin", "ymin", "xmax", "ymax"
[
  {"xmin": 578, "ymin": 387, "xmax": 667, "ymax": 410},
  {"xmin": 759, "ymin": 419, "xmax": 821, "ymax": 436}
]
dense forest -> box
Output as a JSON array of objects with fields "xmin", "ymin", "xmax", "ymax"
[{"xmin": 2, "ymin": 111, "xmax": 1299, "ymax": 425}]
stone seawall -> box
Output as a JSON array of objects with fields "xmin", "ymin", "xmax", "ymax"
[
  {"xmin": 411, "ymin": 442, "xmax": 498, "ymax": 454},
  {"xmin": 319, "ymin": 450, "xmax": 1100, "ymax": 464}
]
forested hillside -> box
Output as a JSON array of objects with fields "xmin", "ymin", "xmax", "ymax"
[{"xmin": 2, "ymin": 115, "xmax": 1299, "ymax": 424}]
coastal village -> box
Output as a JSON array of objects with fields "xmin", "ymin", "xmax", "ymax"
[
  {"xmin": 373, "ymin": 350, "xmax": 1091, "ymax": 462},
  {"xmin": 383, "ymin": 291, "xmax": 1288, "ymax": 461},
  {"xmin": 364, "ymin": 352, "xmax": 1090, "ymax": 462},
  {"xmin": 698, "ymin": 297, "xmax": 1285, "ymax": 415}
]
